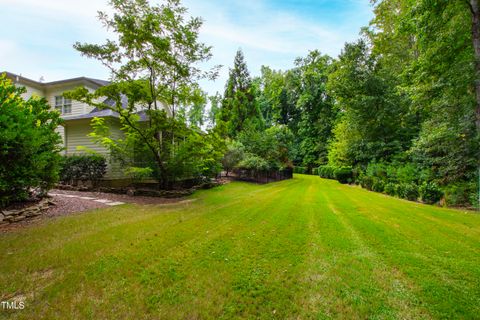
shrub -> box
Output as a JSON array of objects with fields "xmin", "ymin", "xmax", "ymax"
[
  {"xmin": 365, "ymin": 162, "xmax": 388, "ymax": 181},
  {"xmin": 384, "ymin": 183, "xmax": 396, "ymax": 196},
  {"xmin": 318, "ymin": 165, "xmax": 336, "ymax": 179},
  {"xmin": 293, "ymin": 166, "xmax": 307, "ymax": 174},
  {"xmin": 443, "ymin": 182, "xmax": 477, "ymax": 207},
  {"xmin": 0, "ymin": 75, "xmax": 63, "ymax": 208},
  {"xmin": 395, "ymin": 184, "xmax": 405, "ymax": 198},
  {"xmin": 404, "ymin": 183, "xmax": 419, "ymax": 201},
  {"xmin": 124, "ymin": 166, "xmax": 153, "ymax": 183},
  {"xmin": 396, "ymin": 163, "xmax": 419, "ymax": 184},
  {"xmin": 352, "ymin": 166, "xmax": 362, "ymax": 184},
  {"xmin": 419, "ymin": 182, "xmax": 443, "ymax": 204},
  {"xmin": 221, "ymin": 140, "xmax": 245, "ymax": 176},
  {"xmin": 359, "ymin": 175, "xmax": 375, "ymax": 190},
  {"xmin": 334, "ymin": 166, "xmax": 353, "ymax": 184},
  {"xmin": 396, "ymin": 183, "xmax": 419, "ymax": 201},
  {"xmin": 60, "ymin": 154, "xmax": 107, "ymax": 186},
  {"xmin": 237, "ymin": 153, "xmax": 269, "ymax": 171},
  {"xmin": 372, "ymin": 179, "xmax": 385, "ymax": 193},
  {"xmin": 312, "ymin": 168, "xmax": 319, "ymax": 176}
]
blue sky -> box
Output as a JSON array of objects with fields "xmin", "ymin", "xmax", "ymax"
[{"xmin": 0, "ymin": 0, "xmax": 373, "ymax": 95}]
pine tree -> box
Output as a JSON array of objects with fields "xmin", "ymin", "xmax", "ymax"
[{"xmin": 219, "ymin": 49, "xmax": 263, "ymax": 137}]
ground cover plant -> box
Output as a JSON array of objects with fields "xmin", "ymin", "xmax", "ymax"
[{"xmin": 1, "ymin": 175, "xmax": 479, "ymax": 319}]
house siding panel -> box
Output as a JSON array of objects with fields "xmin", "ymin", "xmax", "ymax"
[
  {"xmin": 18, "ymin": 84, "xmax": 45, "ymax": 100},
  {"xmin": 6, "ymin": 73, "xmax": 128, "ymax": 180},
  {"xmin": 45, "ymin": 85, "xmax": 96, "ymax": 117},
  {"xmin": 65, "ymin": 119, "xmax": 124, "ymax": 179}
]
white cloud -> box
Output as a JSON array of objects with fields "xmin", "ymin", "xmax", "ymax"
[{"xmin": 185, "ymin": 0, "xmax": 372, "ymax": 95}]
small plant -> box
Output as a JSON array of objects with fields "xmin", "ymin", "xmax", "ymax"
[
  {"xmin": 237, "ymin": 154, "xmax": 269, "ymax": 172},
  {"xmin": 395, "ymin": 184, "xmax": 405, "ymax": 198},
  {"xmin": 124, "ymin": 167, "xmax": 153, "ymax": 184},
  {"xmin": 443, "ymin": 182, "xmax": 477, "ymax": 207},
  {"xmin": 221, "ymin": 140, "xmax": 245, "ymax": 176}
]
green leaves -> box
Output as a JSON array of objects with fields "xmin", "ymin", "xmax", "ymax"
[
  {"xmin": 71, "ymin": 0, "xmax": 222, "ymax": 185},
  {"xmin": 219, "ymin": 49, "xmax": 263, "ymax": 137},
  {"xmin": 0, "ymin": 74, "xmax": 63, "ymax": 207}
]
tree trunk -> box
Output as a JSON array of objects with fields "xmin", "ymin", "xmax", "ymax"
[{"xmin": 469, "ymin": 0, "xmax": 480, "ymax": 208}]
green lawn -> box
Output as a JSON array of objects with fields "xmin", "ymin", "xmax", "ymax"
[{"xmin": 1, "ymin": 175, "xmax": 479, "ymax": 319}]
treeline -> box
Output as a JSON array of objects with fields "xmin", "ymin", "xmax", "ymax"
[
  {"xmin": 213, "ymin": 1, "xmax": 479, "ymax": 207},
  {"xmin": 2, "ymin": 0, "xmax": 477, "ymax": 208}
]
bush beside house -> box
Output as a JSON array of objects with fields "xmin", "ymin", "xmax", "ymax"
[
  {"xmin": 0, "ymin": 75, "xmax": 63, "ymax": 208},
  {"xmin": 60, "ymin": 154, "xmax": 107, "ymax": 187}
]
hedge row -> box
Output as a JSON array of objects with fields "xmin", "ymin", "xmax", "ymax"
[
  {"xmin": 293, "ymin": 166, "xmax": 319, "ymax": 175},
  {"xmin": 318, "ymin": 165, "xmax": 354, "ymax": 184},
  {"xmin": 318, "ymin": 164, "xmax": 444, "ymax": 205},
  {"xmin": 360, "ymin": 178, "xmax": 443, "ymax": 204},
  {"xmin": 60, "ymin": 154, "xmax": 107, "ymax": 187},
  {"xmin": 293, "ymin": 166, "xmax": 308, "ymax": 174}
]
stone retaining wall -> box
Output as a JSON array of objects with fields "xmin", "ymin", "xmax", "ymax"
[{"xmin": 0, "ymin": 198, "xmax": 52, "ymax": 226}]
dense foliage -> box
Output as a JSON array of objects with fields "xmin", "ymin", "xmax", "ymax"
[
  {"xmin": 68, "ymin": 0, "xmax": 224, "ymax": 187},
  {"xmin": 0, "ymin": 75, "xmax": 63, "ymax": 208},
  {"xmin": 218, "ymin": 50, "xmax": 263, "ymax": 137},
  {"xmin": 64, "ymin": 0, "xmax": 480, "ymax": 206},
  {"xmin": 211, "ymin": 0, "xmax": 480, "ymax": 207}
]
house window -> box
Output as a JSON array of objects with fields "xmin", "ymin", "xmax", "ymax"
[{"xmin": 55, "ymin": 96, "xmax": 72, "ymax": 114}]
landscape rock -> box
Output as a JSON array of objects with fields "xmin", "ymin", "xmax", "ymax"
[
  {"xmin": 0, "ymin": 198, "xmax": 52, "ymax": 226},
  {"xmin": 2, "ymin": 210, "xmax": 19, "ymax": 217}
]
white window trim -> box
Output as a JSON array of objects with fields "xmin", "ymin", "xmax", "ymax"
[{"xmin": 55, "ymin": 96, "xmax": 72, "ymax": 114}]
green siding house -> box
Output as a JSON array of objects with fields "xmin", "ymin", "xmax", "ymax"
[{"xmin": 4, "ymin": 72, "xmax": 125, "ymax": 181}]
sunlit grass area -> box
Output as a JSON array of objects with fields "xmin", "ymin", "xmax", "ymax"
[{"xmin": 1, "ymin": 174, "xmax": 479, "ymax": 319}]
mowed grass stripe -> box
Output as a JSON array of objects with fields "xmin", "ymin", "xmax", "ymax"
[
  {"xmin": 123, "ymin": 179, "xmax": 308, "ymax": 319},
  {"xmin": 0, "ymin": 174, "xmax": 479, "ymax": 319},
  {"xmin": 325, "ymin": 178, "xmax": 480, "ymax": 319},
  {"xmin": 1, "ymin": 179, "xmax": 307, "ymax": 319},
  {"xmin": 296, "ymin": 176, "xmax": 431, "ymax": 319},
  {"xmin": 0, "ymin": 180, "xmax": 297, "ymax": 282}
]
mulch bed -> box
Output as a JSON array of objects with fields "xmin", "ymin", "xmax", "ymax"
[{"xmin": 0, "ymin": 189, "xmax": 185, "ymax": 233}]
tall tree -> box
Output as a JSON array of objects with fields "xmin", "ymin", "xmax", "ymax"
[
  {"xmin": 207, "ymin": 92, "xmax": 222, "ymax": 128},
  {"xmin": 468, "ymin": 0, "xmax": 480, "ymax": 204},
  {"xmin": 294, "ymin": 50, "xmax": 336, "ymax": 168},
  {"xmin": 327, "ymin": 39, "xmax": 413, "ymax": 167},
  {"xmin": 67, "ymin": 0, "xmax": 220, "ymax": 185},
  {"xmin": 408, "ymin": 0, "xmax": 478, "ymax": 186},
  {"xmin": 219, "ymin": 49, "xmax": 263, "ymax": 137},
  {"xmin": 256, "ymin": 66, "xmax": 286, "ymax": 126}
]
